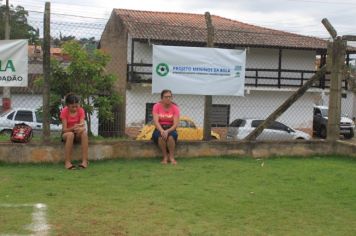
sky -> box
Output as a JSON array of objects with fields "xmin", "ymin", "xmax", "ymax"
[{"xmin": 2, "ymin": 0, "xmax": 356, "ymax": 42}]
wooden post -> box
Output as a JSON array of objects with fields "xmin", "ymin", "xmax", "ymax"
[
  {"xmin": 2, "ymin": 0, "xmax": 11, "ymax": 111},
  {"xmin": 326, "ymin": 37, "xmax": 346, "ymax": 141},
  {"xmin": 278, "ymin": 49, "xmax": 282, "ymax": 88},
  {"xmin": 321, "ymin": 18, "xmax": 337, "ymax": 39},
  {"xmin": 203, "ymin": 12, "xmax": 214, "ymax": 141},
  {"xmin": 245, "ymin": 66, "xmax": 327, "ymax": 141},
  {"xmin": 321, "ymin": 18, "xmax": 350, "ymax": 141},
  {"xmin": 42, "ymin": 2, "xmax": 51, "ymax": 142}
]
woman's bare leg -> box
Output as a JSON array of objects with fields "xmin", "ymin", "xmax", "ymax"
[
  {"xmin": 74, "ymin": 129, "xmax": 89, "ymax": 168},
  {"xmin": 158, "ymin": 137, "xmax": 168, "ymax": 164},
  {"xmin": 167, "ymin": 136, "xmax": 177, "ymax": 164},
  {"xmin": 80, "ymin": 131, "xmax": 89, "ymax": 167},
  {"xmin": 63, "ymin": 132, "xmax": 74, "ymax": 168}
]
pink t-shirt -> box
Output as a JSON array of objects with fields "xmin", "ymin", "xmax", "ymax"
[
  {"xmin": 152, "ymin": 102, "xmax": 180, "ymax": 126},
  {"xmin": 60, "ymin": 106, "xmax": 85, "ymax": 129}
]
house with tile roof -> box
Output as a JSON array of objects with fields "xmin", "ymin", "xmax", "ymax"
[{"xmin": 99, "ymin": 9, "xmax": 356, "ymax": 137}]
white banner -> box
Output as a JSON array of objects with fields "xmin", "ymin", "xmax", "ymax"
[
  {"xmin": 0, "ymin": 39, "xmax": 28, "ymax": 87},
  {"xmin": 152, "ymin": 45, "xmax": 246, "ymax": 96}
]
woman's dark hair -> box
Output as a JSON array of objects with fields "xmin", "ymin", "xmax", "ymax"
[
  {"xmin": 160, "ymin": 89, "xmax": 172, "ymax": 99},
  {"xmin": 160, "ymin": 89, "xmax": 178, "ymax": 106},
  {"xmin": 65, "ymin": 93, "xmax": 79, "ymax": 105}
]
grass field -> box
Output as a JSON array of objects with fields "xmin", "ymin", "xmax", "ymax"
[{"xmin": 1, "ymin": 156, "xmax": 356, "ymax": 235}]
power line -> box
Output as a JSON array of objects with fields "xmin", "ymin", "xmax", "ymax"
[{"xmin": 27, "ymin": 9, "xmax": 108, "ymax": 20}]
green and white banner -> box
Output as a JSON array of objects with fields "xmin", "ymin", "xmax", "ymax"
[
  {"xmin": 0, "ymin": 39, "xmax": 28, "ymax": 87},
  {"xmin": 152, "ymin": 45, "xmax": 246, "ymax": 96}
]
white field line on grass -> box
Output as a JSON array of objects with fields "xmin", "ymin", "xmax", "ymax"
[{"xmin": 0, "ymin": 203, "xmax": 50, "ymax": 236}]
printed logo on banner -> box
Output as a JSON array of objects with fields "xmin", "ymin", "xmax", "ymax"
[
  {"xmin": 152, "ymin": 45, "xmax": 246, "ymax": 96},
  {"xmin": 0, "ymin": 39, "xmax": 28, "ymax": 87},
  {"xmin": 156, "ymin": 63, "xmax": 169, "ymax": 77},
  {"xmin": 0, "ymin": 60, "xmax": 16, "ymax": 72},
  {"xmin": 234, "ymin": 65, "xmax": 242, "ymax": 78}
]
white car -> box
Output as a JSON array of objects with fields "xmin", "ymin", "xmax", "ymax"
[
  {"xmin": 0, "ymin": 108, "xmax": 62, "ymax": 135},
  {"xmin": 227, "ymin": 118, "xmax": 311, "ymax": 141}
]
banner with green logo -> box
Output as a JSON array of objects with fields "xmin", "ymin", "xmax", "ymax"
[
  {"xmin": 0, "ymin": 40, "xmax": 28, "ymax": 87},
  {"xmin": 152, "ymin": 45, "xmax": 246, "ymax": 96}
]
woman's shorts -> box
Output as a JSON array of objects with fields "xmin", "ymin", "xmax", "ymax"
[{"xmin": 152, "ymin": 125, "xmax": 178, "ymax": 144}]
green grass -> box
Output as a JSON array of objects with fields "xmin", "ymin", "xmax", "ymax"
[{"xmin": 1, "ymin": 156, "xmax": 356, "ymax": 235}]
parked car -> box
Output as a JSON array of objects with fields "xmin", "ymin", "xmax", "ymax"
[
  {"xmin": 136, "ymin": 116, "xmax": 220, "ymax": 140},
  {"xmin": 313, "ymin": 105, "xmax": 355, "ymax": 139},
  {"xmin": 0, "ymin": 108, "xmax": 62, "ymax": 135},
  {"xmin": 226, "ymin": 118, "xmax": 311, "ymax": 140}
]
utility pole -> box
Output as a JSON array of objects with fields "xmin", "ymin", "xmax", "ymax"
[
  {"xmin": 42, "ymin": 2, "xmax": 51, "ymax": 142},
  {"xmin": 2, "ymin": 0, "xmax": 11, "ymax": 111},
  {"xmin": 203, "ymin": 12, "xmax": 214, "ymax": 141}
]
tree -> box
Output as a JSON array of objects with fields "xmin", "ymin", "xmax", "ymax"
[
  {"xmin": 0, "ymin": 4, "xmax": 39, "ymax": 44},
  {"xmin": 37, "ymin": 41, "xmax": 121, "ymax": 136}
]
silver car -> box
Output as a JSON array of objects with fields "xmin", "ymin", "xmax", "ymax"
[
  {"xmin": 227, "ymin": 118, "xmax": 311, "ymax": 141},
  {"xmin": 0, "ymin": 108, "xmax": 62, "ymax": 135}
]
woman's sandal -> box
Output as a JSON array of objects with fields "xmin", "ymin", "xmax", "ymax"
[
  {"xmin": 66, "ymin": 165, "xmax": 77, "ymax": 170},
  {"xmin": 78, "ymin": 162, "xmax": 89, "ymax": 169}
]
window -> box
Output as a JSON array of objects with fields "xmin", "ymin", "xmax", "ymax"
[
  {"xmin": 229, "ymin": 119, "xmax": 246, "ymax": 127},
  {"xmin": 251, "ymin": 120, "xmax": 263, "ymax": 128},
  {"xmin": 186, "ymin": 120, "xmax": 196, "ymax": 128},
  {"xmin": 35, "ymin": 111, "xmax": 43, "ymax": 123},
  {"xmin": 14, "ymin": 110, "xmax": 33, "ymax": 122},
  {"xmin": 314, "ymin": 108, "xmax": 321, "ymax": 116},
  {"xmin": 269, "ymin": 121, "xmax": 288, "ymax": 131},
  {"xmin": 7, "ymin": 111, "xmax": 15, "ymax": 120},
  {"xmin": 211, "ymin": 105, "xmax": 230, "ymax": 127},
  {"xmin": 145, "ymin": 103, "xmax": 155, "ymax": 124},
  {"xmin": 179, "ymin": 120, "xmax": 188, "ymax": 128}
]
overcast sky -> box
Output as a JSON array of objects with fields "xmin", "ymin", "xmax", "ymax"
[{"xmin": 3, "ymin": 0, "xmax": 356, "ymax": 41}]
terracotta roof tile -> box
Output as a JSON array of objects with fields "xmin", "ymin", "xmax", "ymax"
[{"xmin": 114, "ymin": 9, "xmax": 356, "ymax": 52}]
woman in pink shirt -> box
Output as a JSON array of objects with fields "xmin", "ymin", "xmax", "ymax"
[
  {"xmin": 152, "ymin": 89, "xmax": 180, "ymax": 165},
  {"xmin": 60, "ymin": 93, "xmax": 88, "ymax": 170}
]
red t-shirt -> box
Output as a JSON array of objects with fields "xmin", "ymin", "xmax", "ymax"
[
  {"xmin": 152, "ymin": 102, "xmax": 180, "ymax": 126},
  {"xmin": 60, "ymin": 106, "xmax": 85, "ymax": 129}
]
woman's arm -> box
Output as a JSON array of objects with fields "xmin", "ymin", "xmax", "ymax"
[
  {"xmin": 73, "ymin": 118, "xmax": 86, "ymax": 134},
  {"xmin": 153, "ymin": 113, "xmax": 164, "ymax": 133},
  {"xmin": 166, "ymin": 116, "xmax": 179, "ymax": 133},
  {"xmin": 62, "ymin": 119, "xmax": 74, "ymax": 133}
]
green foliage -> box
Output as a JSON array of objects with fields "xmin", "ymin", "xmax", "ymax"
[
  {"xmin": 0, "ymin": 5, "xmax": 39, "ymax": 44},
  {"xmin": 37, "ymin": 40, "xmax": 121, "ymax": 135}
]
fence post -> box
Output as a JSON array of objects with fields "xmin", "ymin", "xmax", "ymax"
[
  {"xmin": 42, "ymin": 2, "xmax": 51, "ymax": 142},
  {"xmin": 203, "ymin": 12, "xmax": 214, "ymax": 141},
  {"xmin": 326, "ymin": 37, "xmax": 346, "ymax": 141},
  {"xmin": 321, "ymin": 18, "xmax": 347, "ymax": 141},
  {"xmin": 2, "ymin": 0, "xmax": 11, "ymax": 111}
]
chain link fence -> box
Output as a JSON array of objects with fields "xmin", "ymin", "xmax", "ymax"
[{"xmin": 0, "ymin": 7, "xmax": 355, "ymax": 142}]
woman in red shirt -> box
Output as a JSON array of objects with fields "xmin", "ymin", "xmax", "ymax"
[
  {"xmin": 60, "ymin": 93, "xmax": 88, "ymax": 170},
  {"xmin": 152, "ymin": 89, "xmax": 180, "ymax": 165}
]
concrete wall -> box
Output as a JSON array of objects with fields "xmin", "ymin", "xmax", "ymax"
[
  {"xmin": 0, "ymin": 140, "xmax": 355, "ymax": 163},
  {"xmin": 100, "ymin": 11, "xmax": 129, "ymax": 135}
]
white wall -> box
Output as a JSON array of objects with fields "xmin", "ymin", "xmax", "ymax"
[
  {"xmin": 10, "ymin": 94, "xmax": 42, "ymax": 109},
  {"xmin": 126, "ymin": 85, "xmax": 321, "ymax": 129},
  {"xmin": 127, "ymin": 39, "xmax": 152, "ymax": 64}
]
